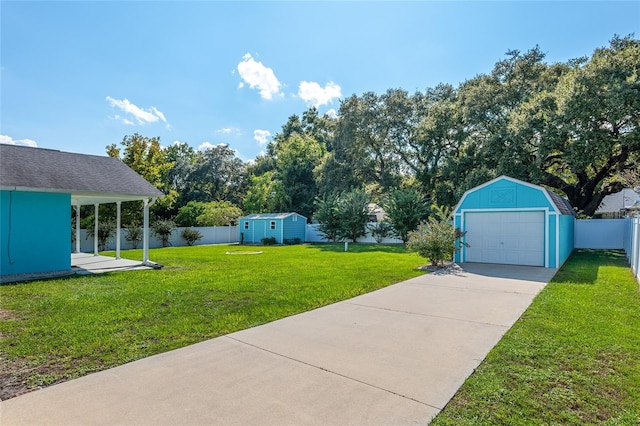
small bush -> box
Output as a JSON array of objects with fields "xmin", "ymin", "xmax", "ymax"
[
  {"xmin": 87, "ymin": 221, "xmax": 115, "ymax": 251},
  {"xmin": 261, "ymin": 237, "xmax": 277, "ymax": 245},
  {"xmin": 181, "ymin": 228, "xmax": 203, "ymax": 246},
  {"xmin": 368, "ymin": 221, "xmax": 393, "ymax": 243},
  {"xmin": 406, "ymin": 205, "xmax": 466, "ymax": 266},
  {"xmin": 125, "ymin": 226, "xmax": 143, "ymax": 249},
  {"xmin": 283, "ymin": 238, "xmax": 302, "ymax": 245},
  {"xmin": 153, "ymin": 219, "xmax": 176, "ymax": 247}
]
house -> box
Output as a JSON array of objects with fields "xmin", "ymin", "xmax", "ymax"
[
  {"xmin": 453, "ymin": 176, "xmax": 575, "ymax": 268},
  {"xmin": 238, "ymin": 213, "xmax": 307, "ymax": 244},
  {"xmin": 1, "ymin": 144, "xmax": 164, "ymax": 278},
  {"xmin": 595, "ymin": 188, "xmax": 640, "ymax": 218}
]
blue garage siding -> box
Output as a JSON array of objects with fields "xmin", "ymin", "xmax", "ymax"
[
  {"xmin": 559, "ymin": 215, "xmax": 575, "ymax": 266},
  {"xmin": 456, "ymin": 178, "xmax": 555, "ymax": 211},
  {"xmin": 1, "ymin": 191, "xmax": 71, "ymax": 275},
  {"xmin": 282, "ymin": 215, "xmax": 306, "ymax": 242}
]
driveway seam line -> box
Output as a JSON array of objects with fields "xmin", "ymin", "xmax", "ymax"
[
  {"xmin": 344, "ymin": 302, "xmax": 511, "ymax": 328},
  {"xmin": 400, "ymin": 282, "xmax": 543, "ymax": 296},
  {"xmin": 224, "ymin": 335, "xmax": 442, "ymax": 411}
]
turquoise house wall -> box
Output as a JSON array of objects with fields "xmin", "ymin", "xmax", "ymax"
[
  {"xmin": 559, "ymin": 215, "xmax": 575, "ymax": 266},
  {"xmin": 1, "ymin": 191, "xmax": 71, "ymax": 275},
  {"xmin": 282, "ymin": 215, "xmax": 306, "ymax": 242}
]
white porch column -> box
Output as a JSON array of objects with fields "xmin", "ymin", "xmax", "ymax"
[
  {"xmin": 143, "ymin": 198, "xmax": 150, "ymax": 263},
  {"xmin": 116, "ymin": 201, "xmax": 121, "ymax": 260},
  {"xmin": 94, "ymin": 203, "xmax": 99, "ymax": 256},
  {"xmin": 75, "ymin": 204, "xmax": 81, "ymax": 253}
]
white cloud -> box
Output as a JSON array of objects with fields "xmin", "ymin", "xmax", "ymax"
[
  {"xmin": 198, "ymin": 141, "xmax": 216, "ymax": 151},
  {"xmin": 298, "ymin": 81, "xmax": 342, "ymax": 108},
  {"xmin": 216, "ymin": 127, "xmax": 240, "ymax": 135},
  {"xmin": 0, "ymin": 134, "xmax": 38, "ymax": 147},
  {"xmin": 237, "ymin": 53, "xmax": 282, "ymax": 100},
  {"xmin": 106, "ymin": 96, "xmax": 169, "ymax": 126},
  {"xmin": 253, "ymin": 129, "xmax": 271, "ymax": 146},
  {"xmin": 325, "ymin": 108, "xmax": 338, "ymax": 119},
  {"xmin": 114, "ymin": 115, "xmax": 135, "ymax": 126},
  {"xmin": 198, "ymin": 141, "xmax": 230, "ymax": 151}
]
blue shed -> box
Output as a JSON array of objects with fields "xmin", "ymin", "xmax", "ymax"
[
  {"xmin": 453, "ymin": 176, "xmax": 575, "ymax": 268},
  {"xmin": 239, "ymin": 213, "xmax": 307, "ymax": 244}
]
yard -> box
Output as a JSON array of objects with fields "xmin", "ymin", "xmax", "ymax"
[
  {"xmin": 431, "ymin": 250, "xmax": 640, "ymax": 425},
  {"xmin": 0, "ymin": 243, "xmax": 424, "ymax": 400}
]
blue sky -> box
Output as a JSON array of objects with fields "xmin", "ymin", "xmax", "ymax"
[{"xmin": 2, "ymin": 1, "xmax": 638, "ymax": 162}]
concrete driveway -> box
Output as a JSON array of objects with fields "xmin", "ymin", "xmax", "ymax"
[{"xmin": 0, "ymin": 263, "xmax": 556, "ymax": 425}]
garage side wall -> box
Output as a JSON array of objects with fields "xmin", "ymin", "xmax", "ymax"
[
  {"xmin": 559, "ymin": 215, "xmax": 575, "ymax": 266},
  {"xmin": 1, "ymin": 191, "xmax": 71, "ymax": 275}
]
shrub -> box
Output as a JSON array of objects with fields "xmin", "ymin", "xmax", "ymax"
[
  {"xmin": 384, "ymin": 188, "xmax": 429, "ymax": 243},
  {"xmin": 125, "ymin": 226, "xmax": 143, "ymax": 249},
  {"xmin": 314, "ymin": 194, "xmax": 342, "ymax": 242},
  {"xmin": 87, "ymin": 221, "xmax": 115, "ymax": 251},
  {"xmin": 175, "ymin": 201, "xmax": 207, "ymax": 227},
  {"xmin": 261, "ymin": 237, "xmax": 277, "ymax": 245},
  {"xmin": 283, "ymin": 238, "xmax": 302, "ymax": 245},
  {"xmin": 181, "ymin": 228, "xmax": 203, "ymax": 246},
  {"xmin": 153, "ymin": 219, "xmax": 176, "ymax": 247},
  {"xmin": 406, "ymin": 205, "xmax": 466, "ymax": 266},
  {"xmin": 368, "ymin": 221, "xmax": 393, "ymax": 243}
]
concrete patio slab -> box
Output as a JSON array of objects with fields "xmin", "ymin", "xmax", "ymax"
[
  {"xmin": 0, "ymin": 263, "xmax": 557, "ymax": 425},
  {"xmin": 71, "ymin": 253, "xmax": 157, "ymax": 274}
]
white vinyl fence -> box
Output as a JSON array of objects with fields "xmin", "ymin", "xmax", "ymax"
[
  {"xmin": 625, "ymin": 217, "xmax": 640, "ymax": 281},
  {"xmin": 74, "ymin": 226, "xmax": 238, "ymax": 252},
  {"xmin": 574, "ymin": 219, "xmax": 627, "ymax": 249},
  {"xmin": 574, "ymin": 217, "xmax": 640, "ymax": 282},
  {"xmin": 305, "ymin": 223, "xmax": 403, "ymax": 244}
]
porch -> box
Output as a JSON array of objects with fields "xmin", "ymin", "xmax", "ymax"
[{"xmin": 71, "ymin": 253, "xmax": 161, "ymax": 275}]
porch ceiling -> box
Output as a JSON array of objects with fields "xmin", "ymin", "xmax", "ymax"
[{"xmin": 71, "ymin": 192, "xmax": 154, "ymax": 206}]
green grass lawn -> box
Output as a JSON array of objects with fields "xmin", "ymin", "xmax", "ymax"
[
  {"xmin": 0, "ymin": 243, "xmax": 424, "ymax": 399},
  {"xmin": 431, "ymin": 250, "xmax": 640, "ymax": 425}
]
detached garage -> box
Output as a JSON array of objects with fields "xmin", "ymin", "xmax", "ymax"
[{"xmin": 453, "ymin": 176, "xmax": 575, "ymax": 268}]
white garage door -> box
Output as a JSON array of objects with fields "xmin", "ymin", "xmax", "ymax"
[{"xmin": 464, "ymin": 212, "xmax": 545, "ymax": 267}]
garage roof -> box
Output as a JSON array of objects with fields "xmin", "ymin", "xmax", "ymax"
[{"xmin": 0, "ymin": 144, "xmax": 163, "ymax": 205}]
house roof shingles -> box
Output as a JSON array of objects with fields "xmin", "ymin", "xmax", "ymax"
[{"xmin": 0, "ymin": 144, "xmax": 163, "ymax": 198}]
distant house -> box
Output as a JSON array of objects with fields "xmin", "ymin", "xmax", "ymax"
[
  {"xmin": 238, "ymin": 213, "xmax": 307, "ymax": 244},
  {"xmin": 595, "ymin": 188, "xmax": 640, "ymax": 218},
  {"xmin": 1, "ymin": 144, "xmax": 163, "ymax": 278}
]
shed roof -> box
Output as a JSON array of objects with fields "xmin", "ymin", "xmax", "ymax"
[
  {"xmin": 545, "ymin": 189, "xmax": 575, "ymax": 215},
  {"xmin": 242, "ymin": 213, "xmax": 307, "ymax": 220},
  {"xmin": 0, "ymin": 144, "xmax": 163, "ymax": 205}
]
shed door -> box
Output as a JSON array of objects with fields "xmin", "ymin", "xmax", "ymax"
[{"xmin": 464, "ymin": 212, "xmax": 545, "ymax": 267}]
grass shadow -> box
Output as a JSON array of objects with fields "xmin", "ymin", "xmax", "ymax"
[
  {"xmin": 552, "ymin": 249, "xmax": 627, "ymax": 285},
  {"xmin": 308, "ymin": 242, "xmax": 409, "ymax": 254}
]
